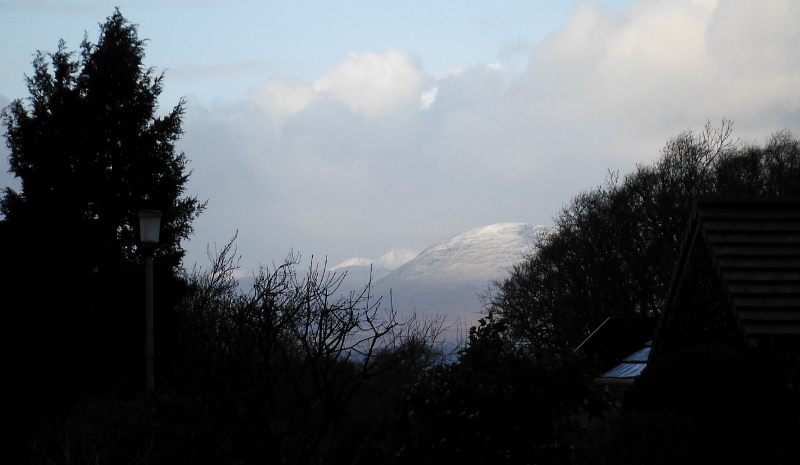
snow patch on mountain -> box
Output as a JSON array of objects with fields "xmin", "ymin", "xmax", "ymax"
[
  {"xmin": 383, "ymin": 223, "xmax": 546, "ymax": 283},
  {"xmin": 321, "ymin": 223, "xmax": 549, "ymax": 344},
  {"xmin": 331, "ymin": 248, "xmax": 422, "ymax": 272},
  {"xmin": 358, "ymin": 223, "xmax": 550, "ymax": 343},
  {"xmin": 330, "ymin": 247, "xmax": 423, "ymax": 292}
]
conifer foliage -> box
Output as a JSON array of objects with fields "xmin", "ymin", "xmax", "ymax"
[
  {"xmin": 2, "ymin": 8, "xmax": 203, "ymax": 271},
  {"xmin": 1, "ymin": 11, "xmax": 204, "ymax": 449}
]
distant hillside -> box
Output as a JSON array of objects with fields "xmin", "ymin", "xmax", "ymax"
[
  {"xmin": 334, "ymin": 223, "xmax": 549, "ymax": 342},
  {"xmin": 330, "ymin": 247, "xmax": 423, "ymax": 292}
]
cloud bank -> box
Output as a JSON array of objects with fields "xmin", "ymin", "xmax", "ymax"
[{"xmin": 6, "ymin": 0, "xmax": 796, "ymax": 274}]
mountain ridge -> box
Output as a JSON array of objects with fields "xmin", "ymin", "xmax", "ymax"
[{"xmin": 336, "ymin": 222, "xmax": 549, "ymax": 342}]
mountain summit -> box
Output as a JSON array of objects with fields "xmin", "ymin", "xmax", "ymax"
[
  {"xmin": 382, "ymin": 223, "xmax": 547, "ymax": 283},
  {"xmin": 335, "ymin": 223, "xmax": 549, "ymax": 342}
]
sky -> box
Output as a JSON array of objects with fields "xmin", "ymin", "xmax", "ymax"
[{"xmin": 1, "ymin": 0, "xmax": 799, "ymax": 275}]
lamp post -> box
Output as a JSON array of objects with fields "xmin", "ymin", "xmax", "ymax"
[{"xmin": 139, "ymin": 210, "xmax": 161, "ymax": 393}]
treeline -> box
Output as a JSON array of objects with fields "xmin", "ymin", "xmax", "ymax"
[
  {"xmin": 378, "ymin": 121, "xmax": 799, "ymax": 464},
  {"xmin": 14, "ymin": 242, "xmax": 446, "ymax": 464},
  {"xmin": 489, "ymin": 121, "xmax": 799, "ymax": 355}
]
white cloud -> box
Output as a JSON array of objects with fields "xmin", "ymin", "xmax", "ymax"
[
  {"xmin": 444, "ymin": 63, "xmax": 469, "ymax": 77},
  {"xmin": 180, "ymin": 0, "xmax": 800, "ymax": 273},
  {"xmin": 526, "ymin": 0, "xmax": 799, "ymax": 157},
  {"xmin": 313, "ymin": 49, "xmax": 428, "ymax": 116},
  {"xmin": 706, "ymin": 0, "xmax": 800, "ymax": 76},
  {"xmin": 247, "ymin": 50, "xmax": 431, "ymax": 119},
  {"xmin": 420, "ymin": 87, "xmax": 438, "ymax": 109},
  {"xmin": 249, "ymin": 76, "xmax": 316, "ymax": 116}
]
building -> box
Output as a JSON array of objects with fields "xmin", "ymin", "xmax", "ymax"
[{"xmin": 651, "ymin": 196, "xmax": 800, "ymax": 379}]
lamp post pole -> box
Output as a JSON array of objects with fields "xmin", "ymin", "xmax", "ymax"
[
  {"xmin": 139, "ymin": 210, "xmax": 162, "ymax": 393},
  {"xmin": 145, "ymin": 248, "xmax": 155, "ymax": 392}
]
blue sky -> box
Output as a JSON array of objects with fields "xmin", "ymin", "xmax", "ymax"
[
  {"xmin": 2, "ymin": 0, "xmax": 799, "ymax": 274},
  {"xmin": 2, "ymin": 1, "xmax": 633, "ymax": 104}
]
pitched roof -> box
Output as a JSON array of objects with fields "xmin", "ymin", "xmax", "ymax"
[{"xmin": 655, "ymin": 196, "xmax": 800, "ymax": 351}]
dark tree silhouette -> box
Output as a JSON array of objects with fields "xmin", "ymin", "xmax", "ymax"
[
  {"xmin": 392, "ymin": 315, "xmax": 597, "ymax": 465},
  {"xmin": 1, "ymin": 11, "xmax": 204, "ymax": 457},
  {"xmin": 1, "ymin": 9, "xmax": 204, "ymax": 272},
  {"xmin": 159, "ymin": 238, "xmax": 446, "ymax": 464},
  {"xmin": 433, "ymin": 122, "xmax": 800, "ymax": 464},
  {"xmin": 487, "ymin": 121, "xmax": 799, "ymax": 355}
]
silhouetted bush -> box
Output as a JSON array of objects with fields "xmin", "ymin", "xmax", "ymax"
[
  {"xmin": 389, "ymin": 317, "xmax": 601, "ymax": 465},
  {"xmin": 21, "ymin": 391, "xmax": 205, "ymax": 465}
]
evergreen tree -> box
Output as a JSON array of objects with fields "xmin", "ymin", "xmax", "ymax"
[
  {"xmin": 1, "ymin": 11, "xmax": 204, "ymax": 446},
  {"xmin": 1, "ymin": 8, "xmax": 203, "ymax": 273}
]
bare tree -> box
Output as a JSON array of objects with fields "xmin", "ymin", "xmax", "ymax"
[{"xmin": 168, "ymin": 236, "xmax": 434, "ymax": 464}]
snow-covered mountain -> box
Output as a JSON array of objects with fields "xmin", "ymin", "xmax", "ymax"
[
  {"xmin": 334, "ymin": 223, "xmax": 549, "ymax": 342},
  {"xmin": 330, "ymin": 248, "xmax": 423, "ymax": 291},
  {"xmin": 380, "ymin": 223, "xmax": 546, "ymax": 283}
]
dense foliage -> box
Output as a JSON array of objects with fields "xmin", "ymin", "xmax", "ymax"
[
  {"xmin": 469, "ymin": 122, "xmax": 800, "ymax": 463},
  {"xmin": 1, "ymin": 11, "xmax": 204, "ymax": 459},
  {"xmin": 487, "ymin": 122, "xmax": 799, "ymax": 355},
  {"xmin": 17, "ymin": 237, "xmax": 446, "ymax": 465},
  {"xmin": 1, "ymin": 9, "xmax": 204, "ymax": 271},
  {"xmin": 391, "ymin": 315, "xmax": 600, "ymax": 465}
]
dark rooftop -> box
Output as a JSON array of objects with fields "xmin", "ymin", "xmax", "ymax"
[{"xmin": 692, "ymin": 197, "xmax": 800, "ymax": 346}]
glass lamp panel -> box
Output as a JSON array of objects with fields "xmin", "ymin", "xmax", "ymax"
[{"xmin": 138, "ymin": 210, "xmax": 162, "ymax": 244}]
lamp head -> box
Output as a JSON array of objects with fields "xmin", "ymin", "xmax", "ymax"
[{"xmin": 138, "ymin": 210, "xmax": 162, "ymax": 250}]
